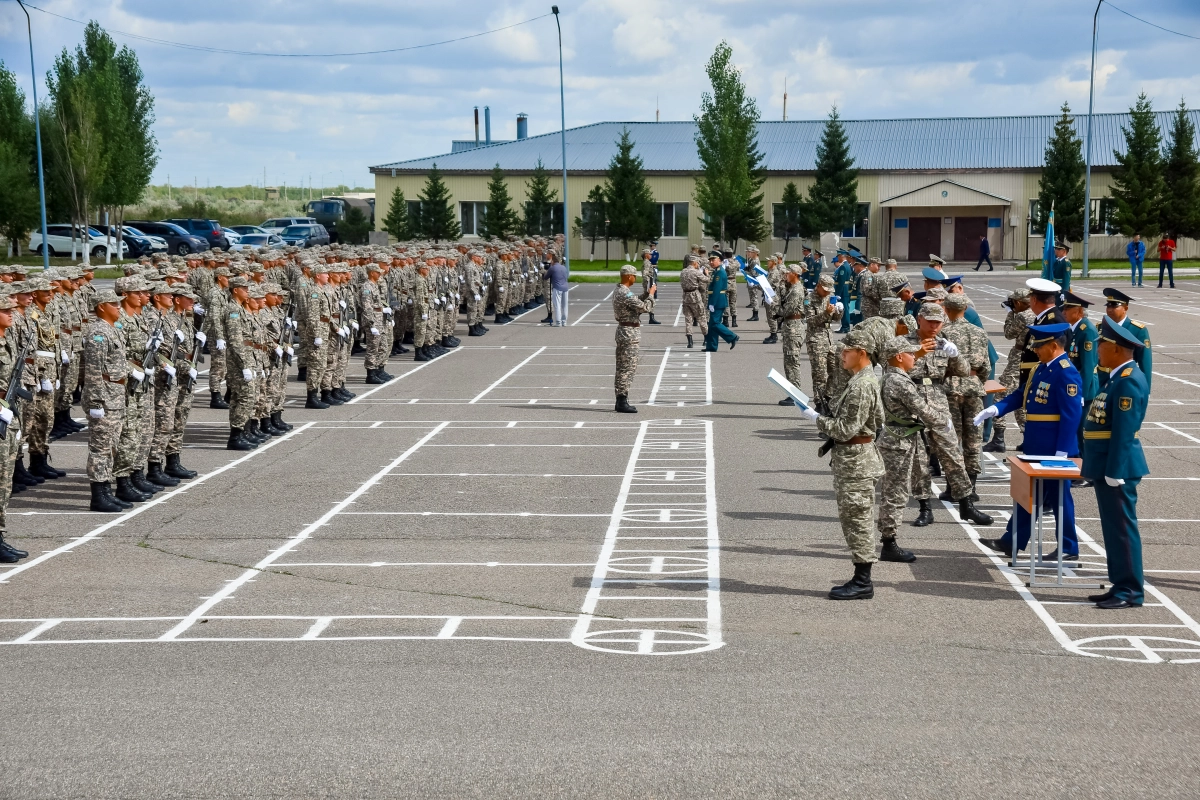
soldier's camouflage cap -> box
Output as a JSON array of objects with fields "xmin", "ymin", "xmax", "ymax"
[
  {"xmin": 918, "ymin": 303, "xmax": 946, "ymax": 321},
  {"xmin": 878, "ymin": 297, "xmax": 905, "ymax": 319},
  {"xmin": 619, "ymin": 265, "xmax": 638, "ymax": 277},
  {"xmin": 7, "ymin": 281, "xmax": 28, "ymax": 295},
  {"xmin": 0, "ymin": 295, "xmax": 15, "ymax": 311},
  {"xmin": 925, "ymin": 286, "xmax": 949, "ymax": 301},
  {"xmin": 817, "ymin": 274, "xmax": 835, "ymax": 289},
  {"xmin": 314, "ymin": 264, "xmax": 330, "ymax": 274},
  {"xmin": 842, "ymin": 328, "xmax": 872, "ymax": 350},
  {"xmin": 150, "ymin": 282, "xmax": 174, "ymax": 295},
  {"xmin": 944, "ymin": 293, "xmax": 969, "ymax": 311},
  {"xmin": 882, "ymin": 336, "xmax": 921, "ymax": 363},
  {"xmin": 901, "ymin": 313, "xmax": 917, "ymax": 332},
  {"xmin": 1007, "ymin": 288, "xmax": 1031, "ymax": 302},
  {"xmin": 171, "ymin": 286, "xmax": 198, "ymax": 301},
  {"xmin": 248, "ymin": 284, "xmax": 267, "ymax": 299},
  {"xmin": 228, "ymin": 275, "xmax": 250, "ymax": 288},
  {"xmin": 214, "ymin": 266, "xmax": 232, "ymax": 277},
  {"xmin": 114, "ymin": 276, "xmax": 151, "ymax": 293},
  {"xmin": 23, "ymin": 276, "xmax": 52, "ymax": 292},
  {"xmin": 785, "ymin": 263, "xmax": 803, "ymax": 275},
  {"xmin": 90, "ymin": 289, "xmax": 120, "ymax": 309}
]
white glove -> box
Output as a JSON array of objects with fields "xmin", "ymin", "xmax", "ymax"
[
  {"xmin": 350, "ymin": 321, "xmax": 359, "ymax": 330},
  {"xmin": 944, "ymin": 419, "xmax": 956, "ymax": 433},
  {"xmin": 421, "ymin": 313, "xmax": 429, "ymax": 320},
  {"xmin": 313, "ymin": 337, "xmax": 323, "ymax": 346},
  {"xmin": 498, "ymin": 287, "xmax": 504, "ymax": 293},
  {"xmin": 973, "ymin": 406, "xmax": 999, "ymax": 426},
  {"xmin": 55, "ymin": 379, "xmax": 61, "ymax": 389},
  {"xmin": 61, "ymin": 351, "xmax": 70, "ymax": 364},
  {"xmin": 285, "ymin": 317, "xmax": 294, "ymax": 327},
  {"xmin": 407, "ymin": 298, "xmax": 413, "ymax": 305},
  {"xmin": 339, "ymin": 300, "xmax": 347, "ymax": 309},
  {"xmin": 834, "ymin": 302, "xmax": 844, "ymax": 314},
  {"xmin": 370, "ymin": 327, "xmax": 380, "ymax": 335},
  {"xmin": 188, "ymin": 368, "xmax": 197, "ymax": 380},
  {"xmin": 340, "ymin": 326, "xmax": 350, "ymax": 337},
  {"xmin": 938, "ymin": 339, "xmax": 960, "ymax": 357},
  {"xmin": 174, "ymin": 328, "xmax": 186, "ymax": 342},
  {"xmin": 163, "ymin": 365, "xmax": 176, "ymax": 377},
  {"xmin": 130, "ymin": 369, "xmax": 145, "ymax": 383},
  {"xmin": 285, "ymin": 346, "xmax": 294, "ymax": 356},
  {"xmin": 474, "ymin": 294, "xmax": 481, "ymax": 302},
  {"xmin": 242, "ymin": 368, "xmax": 253, "ymax": 381},
  {"xmin": 433, "ymin": 298, "xmax": 441, "ymax": 306},
  {"xmin": 459, "ymin": 275, "xmax": 464, "ymax": 282},
  {"xmin": 88, "ymin": 408, "xmax": 104, "ymax": 419},
  {"xmin": 274, "ymin": 346, "xmax": 283, "ymax": 358},
  {"xmin": 800, "ymin": 407, "xmax": 820, "ymax": 422},
  {"xmin": 39, "ymin": 379, "xmax": 53, "ymax": 393},
  {"xmin": 216, "ymin": 339, "xmax": 226, "ymax": 351},
  {"xmin": 1105, "ymin": 476, "xmax": 1125, "ymax": 487},
  {"xmin": 0, "ymin": 407, "xmax": 12, "ymax": 424},
  {"xmin": 709, "ymin": 305, "xmax": 715, "ymax": 312},
  {"xmin": 382, "ymin": 308, "xmax": 393, "ymax": 316},
  {"xmin": 1054, "ymin": 451, "xmax": 1069, "ymax": 459},
  {"xmin": 195, "ymin": 303, "xmax": 205, "ymax": 314},
  {"xmin": 195, "ymin": 331, "xmax": 207, "ymax": 345}
]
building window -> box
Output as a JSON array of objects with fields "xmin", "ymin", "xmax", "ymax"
[
  {"xmin": 772, "ymin": 203, "xmax": 802, "ymax": 240},
  {"xmin": 1028, "ymin": 200, "xmax": 1045, "ymax": 236},
  {"xmin": 841, "ymin": 203, "xmax": 870, "ymax": 238},
  {"xmin": 658, "ymin": 203, "xmax": 688, "ymax": 237},
  {"xmin": 407, "ymin": 200, "xmax": 423, "ymax": 232},
  {"xmin": 460, "ymin": 201, "xmax": 487, "ymax": 236},
  {"xmin": 1090, "ymin": 198, "xmax": 1118, "ymax": 235},
  {"xmin": 524, "ymin": 202, "xmax": 564, "ymax": 236}
]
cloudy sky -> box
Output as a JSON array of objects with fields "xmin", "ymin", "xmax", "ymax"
[{"xmin": 1, "ymin": 0, "xmax": 1199, "ymax": 189}]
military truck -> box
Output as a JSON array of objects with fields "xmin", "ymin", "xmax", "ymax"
[{"xmin": 303, "ymin": 195, "xmax": 375, "ymax": 243}]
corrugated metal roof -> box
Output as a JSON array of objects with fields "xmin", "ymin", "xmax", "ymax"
[{"xmin": 371, "ymin": 111, "xmax": 1200, "ymax": 174}]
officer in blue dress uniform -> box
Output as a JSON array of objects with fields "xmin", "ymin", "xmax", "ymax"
[
  {"xmin": 1099, "ymin": 287, "xmax": 1152, "ymax": 393},
  {"xmin": 1052, "ymin": 240, "xmax": 1072, "ymax": 293},
  {"xmin": 1082, "ymin": 317, "xmax": 1150, "ymax": 609},
  {"xmin": 975, "ymin": 322, "xmax": 1084, "ymax": 559},
  {"xmin": 703, "ymin": 255, "xmax": 738, "ymax": 352},
  {"xmin": 1062, "ymin": 291, "xmax": 1099, "ymax": 480},
  {"xmin": 649, "ymin": 241, "xmax": 659, "ymax": 267}
]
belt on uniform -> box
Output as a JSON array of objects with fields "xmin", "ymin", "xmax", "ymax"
[
  {"xmin": 102, "ymin": 374, "xmax": 126, "ymax": 385},
  {"xmin": 837, "ymin": 435, "xmax": 875, "ymax": 446},
  {"xmin": 1020, "ymin": 361, "xmax": 1039, "ymax": 369},
  {"xmin": 619, "ymin": 321, "xmax": 640, "ymax": 327},
  {"xmin": 1026, "ymin": 414, "xmax": 1061, "ymax": 422},
  {"xmin": 920, "ymin": 377, "xmax": 943, "ymax": 385},
  {"xmin": 787, "ymin": 314, "xmax": 804, "ymax": 320},
  {"xmin": 1083, "ymin": 430, "xmax": 1139, "ymax": 440},
  {"xmin": 320, "ymin": 316, "xmax": 330, "ymax": 322}
]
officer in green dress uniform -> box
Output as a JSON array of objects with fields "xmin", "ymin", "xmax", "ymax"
[
  {"xmin": 1062, "ymin": 291, "xmax": 1099, "ymax": 484},
  {"xmin": 703, "ymin": 255, "xmax": 738, "ymax": 352},
  {"xmin": 834, "ymin": 254, "xmax": 854, "ymax": 333},
  {"xmin": 1099, "ymin": 287, "xmax": 1152, "ymax": 393},
  {"xmin": 1052, "ymin": 240, "xmax": 1072, "ymax": 293},
  {"xmin": 1082, "ymin": 317, "xmax": 1150, "ymax": 609},
  {"xmin": 803, "ymin": 249, "xmax": 823, "ymax": 291}
]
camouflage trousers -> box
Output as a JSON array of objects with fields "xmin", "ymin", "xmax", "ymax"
[
  {"xmin": 992, "ymin": 358, "xmax": 1026, "ymax": 436},
  {"xmin": 468, "ymin": 295, "xmax": 485, "ymax": 325},
  {"xmin": 781, "ymin": 321, "xmax": 806, "ymax": 392},
  {"xmin": 0, "ymin": 417, "xmax": 22, "ymax": 528},
  {"xmin": 25, "ymin": 387, "xmax": 54, "ymax": 456},
  {"xmin": 365, "ymin": 322, "xmax": 391, "ymax": 370},
  {"xmin": 765, "ymin": 306, "xmax": 780, "ymax": 335},
  {"xmin": 150, "ymin": 373, "xmax": 182, "ymax": 463},
  {"xmin": 831, "ymin": 443, "xmax": 885, "ymax": 564},
  {"xmin": 806, "ymin": 331, "xmax": 833, "ymax": 405},
  {"xmin": 414, "ymin": 310, "xmax": 432, "ymax": 348},
  {"xmin": 682, "ymin": 300, "xmax": 708, "ymax": 337},
  {"xmin": 334, "ymin": 335, "xmax": 350, "ymax": 386},
  {"xmin": 270, "ymin": 358, "xmax": 288, "ymax": 412},
  {"xmin": 947, "ymin": 393, "xmax": 985, "ymax": 475},
  {"xmin": 917, "ymin": 390, "xmax": 973, "ymax": 500},
  {"xmin": 87, "ymin": 404, "xmax": 124, "ymax": 483},
  {"xmin": 168, "ymin": 383, "xmax": 193, "ymax": 456},
  {"xmin": 304, "ymin": 335, "xmax": 328, "ymax": 392},
  {"xmin": 208, "ymin": 348, "xmax": 226, "ymax": 394},
  {"xmin": 542, "ymin": 277, "xmax": 553, "ymax": 317},
  {"xmin": 877, "ymin": 433, "xmax": 932, "ymax": 535},
  {"xmin": 113, "ymin": 388, "xmax": 151, "ymax": 478},
  {"xmin": 56, "ymin": 346, "xmax": 81, "ymax": 412},
  {"xmin": 747, "ymin": 282, "xmax": 763, "ymax": 309},
  {"xmin": 253, "ymin": 364, "xmax": 270, "ymax": 419},
  {"xmin": 614, "ymin": 325, "xmax": 640, "ymax": 397},
  {"xmin": 227, "ymin": 363, "xmax": 257, "ymax": 429}
]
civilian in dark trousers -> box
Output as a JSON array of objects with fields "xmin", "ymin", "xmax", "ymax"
[
  {"xmin": 1157, "ymin": 236, "xmax": 1175, "ymax": 288},
  {"xmin": 974, "ymin": 234, "xmax": 993, "ymax": 271}
]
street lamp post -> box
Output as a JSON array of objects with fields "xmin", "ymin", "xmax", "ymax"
[
  {"xmin": 1082, "ymin": 0, "xmax": 1102, "ymax": 279},
  {"xmin": 15, "ymin": 1, "xmax": 50, "ymax": 271},
  {"xmin": 552, "ymin": 5, "xmax": 569, "ymax": 319},
  {"xmin": 605, "ymin": 218, "xmax": 610, "ymax": 271}
]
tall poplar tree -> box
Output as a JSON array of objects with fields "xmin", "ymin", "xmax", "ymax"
[
  {"xmin": 800, "ymin": 106, "xmax": 858, "ymax": 236},
  {"xmin": 693, "ymin": 41, "xmax": 767, "ymax": 246},
  {"xmin": 523, "ymin": 158, "xmax": 559, "ymax": 237},
  {"xmin": 1111, "ymin": 92, "xmax": 1165, "ymax": 238},
  {"xmin": 1160, "ymin": 100, "xmax": 1200, "ymax": 241},
  {"xmin": 480, "ymin": 164, "xmax": 520, "ymax": 240},
  {"xmin": 416, "ymin": 163, "xmax": 460, "ymax": 243},
  {"xmin": 1034, "ymin": 102, "xmax": 1086, "ymax": 242},
  {"xmin": 603, "ymin": 128, "xmax": 658, "ymax": 256}
]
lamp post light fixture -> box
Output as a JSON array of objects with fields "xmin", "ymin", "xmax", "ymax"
[{"xmin": 15, "ymin": 0, "xmax": 50, "ymax": 271}]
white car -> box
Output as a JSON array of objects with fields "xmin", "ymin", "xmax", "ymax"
[
  {"xmin": 221, "ymin": 227, "xmax": 242, "ymax": 246},
  {"xmin": 229, "ymin": 233, "xmax": 285, "ymax": 252},
  {"xmin": 29, "ymin": 225, "xmax": 128, "ymax": 259},
  {"xmin": 261, "ymin": 217, "xmax": 316, "ymax": 235}
]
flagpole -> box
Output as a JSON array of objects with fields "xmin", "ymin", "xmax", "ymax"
[{"xmin": 1082, "ymin": 0, "xmax": 1102, "ymax": 279}]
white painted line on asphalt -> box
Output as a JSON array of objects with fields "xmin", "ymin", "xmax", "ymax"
[
  {"xmin": 0, "ymin": 421, "xmax": 317, "ymax": 585},
  {"xmin": 1154, "ymin": 371, "xmax": 1200, "ymax": 389},
  {"xmin": 647, "ymin": 347, "xmax": 671, "ymax": 406},
  {"xmin": 276, "ymin": 562, "xmax": 595, "ymax": 568},
  {"xmin": 571, "ymin": 304, "xmax": 601, "ymax": 326},
  {"xmin": 1150, "ymin": 421, "xmax": 1200, "ymax": 444},
  {"xmin": 673, "ymin": 302, "xmax": 683, "ymax": 327},
  {"xmin": 158, "ymin": 421, "xmax": 450, "ymax": 641},
  {"xmin": 14, "ymin": 619, "xmax": 61, "ymax": 643},
  {"xmin": 340, "ymin": 511, "xmax": 609, "ymax": 517},
  {"xmin": 469, "ymin": 346, "xmax": 546, "ymax": 404},
  {"xmin": 345, "ymin": 347, "xmax": 464, "ymax": 405}
]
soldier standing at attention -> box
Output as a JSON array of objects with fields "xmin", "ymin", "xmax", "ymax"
[
  {"xmin": 1062, "ymin": 291, "xmax": 1099, "ymax": 484},
  {"xmin": 777, "ymin": 263, "xmax": 807, "ymax": 405},
  {"xmin": 941, "ymin": 293, "xmax": 990, "ymax": 495},
  {"xmin": 702, "ymin": 255, "xmax": 738, "ymax": 352},
  {"xmin": 82, "ymin": 289, "xmax": 130, "ymax": 513},
  {"xmin": 0, "ymin": 293, "xmax": 30, "ymax": 559},
  {"xmin": 223, "ymin": 277, "xmax": 258, "ymax": 451},
  {"xmin": 744, "ymin": 245, "xmax": 762, "ymax": 321},
  {"xmin": 799, "ymin": 328, "xmax": 884, "ymax": 599},
  {"xmin": 1099, "ymin": 288, "xmax": 1151, "ymax": 393},
  {"xmin": 112, "ymin": 277, "xmax": 157, "ymax": 505},
  {"xmin": 641, "ymin": 249, "xmax": 660, "ymax": 325},
  {"xmin": 761, "ymin": 254, "xmax": 784, "ymax": 345},
  {"xmin": 678, "ymin": 256, "xmax": 709, "ymax": 349},
  {"xmin": 804, "ymin": 275, "xmax": 842, "ymax": 413},
  {"xmin": 613, "ymin": 265, "xmax": 656, "ymax": 413},
  {"xmin": 720, "ymin": 248, "xmax": 739, "ymax": 329},
  {"xmin": 1052, "ymin": 240, "xmax": 1073, "ymax": 293},
  {"xmin": 301, "ymin": 266, "xmax": 333, "ymax": 407},
  {"xmin": 834, "ymin": 255, "xmax": 853, "ymax": 333},
  {"xmin": 204, "ymin": 268, "xmax": 231, "ymax": 410},
  {"xmin": 1083, "ymin": 318, "xmax": 1150, "ymax": 609}
]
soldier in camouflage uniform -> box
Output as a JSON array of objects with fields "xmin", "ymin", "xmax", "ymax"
[
  {"xmin": 163, "ymin": 286, "xmax": 202, "ymax": 480},
  {"xmin": 81, "ymin": 290, "xmax": 131, "ymax": 513},
  {"xmin": 804, "ymin": 274, "xmax": 843, "ymax": 412},
  {"xmin": 204, "ymin": 268, "xmax": 231, "ymax": 409},
  {"xmin": 24, "ymin": 276, "xmax": 63, "ymax": 481},
  {"xmin": 50, "ymin": 269, "xmax": 85, "ymax": 438},
  {"xmin": 145, "ymin": 283, "xmax": 185, "ymax": 488},
  {"xmin": 942, "ymin": 293, "xmax": 991, "ymax": 488},
  {"xmin": 0, "ymin": 293, "xmax": 30, "ymax": 560},
  {"xmin": 222, "ymin": 276, "xmax": 260, "ymax": 450},
  {"xmin": 361, "ymin": 263, "xmax": 393, "ymax": 383},
  {"xmin": 985, "ymin": 288, "xmax": 1033, "ymax": 453},
  {"xmin": 802, "ymin": 328, "xmax": 884, "ymax": 600},
  {"xmin": 777, "ymin": 263, "xmax": 807, "ymax": 404},
  {"xmin": 679, "ymin": 256, "xmax": 709, "ymax": 349},
  {"xmin": 465, "ymin": 251, "xmax": 488, "ymax": 337},
  {"xmin": 761, "ymin": 254, "xmax": 785, "ymax": 345},
  {"xmin": 110, "ymin": 276, "xmax": 159, "ymax": 503},
  {"xmin": 412, "ymin": 260, "xmax": 439, "ymax": 362},
  {"xmin": 301, "ymin": 265, "xmax": 334, "ymax": 408},
  {"xmin": 612, "ymin": 264, "xmax": 656, "ymax": 413}
]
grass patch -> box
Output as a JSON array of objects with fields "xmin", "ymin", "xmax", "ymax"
[
  {"xmin": 1017, "ymin": 259, "xmax": 1200, "ymax": 270},
  {"xmin": 569, "ymin": 259, "xmax": 684, "ymax": 272}
]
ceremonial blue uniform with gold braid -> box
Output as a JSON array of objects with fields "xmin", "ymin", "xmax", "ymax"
[{"xmin": 703, "ymin": 264, "xmax": 737, "ymax": 351}]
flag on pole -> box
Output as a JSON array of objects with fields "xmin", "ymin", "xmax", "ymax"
[{"xmin": 1041, "ymin": 207, "xmax": 1056, "ymax": 280}]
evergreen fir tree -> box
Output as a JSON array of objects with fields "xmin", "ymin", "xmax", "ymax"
[
  {"xmin": 382, "ymin": 185, "xmax": 411, "ymax": 241},
  {"xmin": 777, "ymin": 181, "xmax": 803, "ymax": 254},
  {"xmin": 801, "ymin": 106, "xmax": 858, "ymax": 236},
  {"xmin": 1035, "ymin": 102, "xmax": 1086, "ymax": 242},
  {"xmin": 572, "ymin": 184, "xmax": 607, "ymax": 259},
  {"xmin": 416, "ymin": 163, "xmax": 460, "ymax": 243},
  {"xmin": 480, "ymin": 163, "xmax": 520, "ymax": 240},
  {"xmin": 1111, "ymin": 92, "xmax": 1165, "ymax": 238},
  {"xmin": 339, "ymin": 206, "xmax": 370, "ymax": 244},
  {"xmin": 1160, "ymin": 99, "xmax": 1200, "ymax": 240},
  {"xmin": 603, "ymin": 128, "xmax": 658, "ymax": 255},
  {"xmin": 523, "ymin": 158, "xmax": 559, "ymax": 237}
]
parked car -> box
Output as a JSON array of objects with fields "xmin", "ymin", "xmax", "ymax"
[
  {"xmin": 304, "ymin": 196, "xmax": 374, "ymax": 243},
  {"xmin": 125, "ymin": 220, "xmax": 210, "ymax": 256},
  {"xmin": 280, "ymin": 224, "xmax": 331, "ymax": 248},
  {"xmin": 28, "ymin": 224, "xmax": 128, "ymax": 259},
  {"xmin": 103, "ymin": 224, "xmax": 167, "ymax": 258},
  {"xmin": 230, "ymin": 233, "xmax": 285, "ymax": 252},
  {"xmin": 220, "ymin": 227, "xmax": 242, "ymax": 246},
  {"xmin": 261, "ymin": 217, "xmax": 316, "ymax": 235},
  {"xmin": 229, "ymin": 225, "xmax": 267, "ymax": 237},
  {"xmin": 164, "ymin": 218, "xmax": 230, "ymax": 250}
]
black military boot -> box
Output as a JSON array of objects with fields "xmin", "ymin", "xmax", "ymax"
[
  {"xmin": 258, "ymin": 416, "xmax": 280, "ymax": 437},
  {"xmin": 402, "ymin": 330, "xmax": 414, "ymax": 345},
  {"xmin": 338, "ymin": 384, "xmax": 356, "ymax": 400},
  {"xmin": 495, "ymin": 313, "xmax": 507, "ymax": 325},
  {"xmin": 271, "ymin": 411, "xmax": 293, "ymax": 432},
  {"xmin": 929, "ymin": 452, "xmax": 942, "ymax": 477},
  {"xmin": 29, "ymin": 452, "xmax": 65, "ymax": 480},
  {"xmin": 762, "ymin": 333, "xmax": 778, "ymax": 344},
  {"xmin": 880, "ymin": 536, "xmax": 917, "ymax": 563},
  {"xmin": 165, "ymin": 453, "xmax": 198, "ymax": 479},
  {"xmin": 49, "ymin": 409, "xmax": 70, "ymax": 438},
  {"xmin": 297, "ymin": 366, "xmax": 308, "ymax": 382},
  {"xmin": 648, "ymin": 314, "xmax": 661, "ymax": 325},
  {"xmin": 829, "ymin": 563, "xmax": 873, "ymax": 600},
  {"xmin": 227, "ymin": 427, "xmax": 255, "ymax": 451},
  {"xmin": 0, "ymin": 536, "xmax": 20, "ymax": 564},
  {"xmin": 686, "ymin": 334, "xmax": 694, "ymax": 349},
  {"xmin": 131, "ymin": 469, "xmax": 161, "ymax": 495},
  {"xmin": 468, "ymin": 324, "xmax": 484, "ymax": 337},
  {"xmin": 541, "ymin": 315, "xmax": 554, "ymax": 324},
  {"xmin": 615, "ymin": 394, "xmax": 637, "ymax": 413},
  {"xmin": 982, "ymin": 429, "xmax": 1006, "ymax": 453},
  {"xmin": 146, "ymin": 461, "xmax": 180, "ymax": 487},
  {"xmin": 441, "ymin": 336, "xmax": 458, "ymax": 349},
  {"xmin": 938, "ymin": 485, "xmax": 954, "ymax": 502},
  {"xmin": 0, "ymin": 531, "xmax": 28, "ymax": 559},
  {"xmin": 912, "ymin": 499, "xmax": 934, "ymax": 527},
  {"xmin": 14, "ymin": 456, "xmax": 41, "ymax": 486},
  {"xmin": 66, "ymin": 411, "xmax": 86, "ymax": 432},
  {"xmin": 364, "ymin": 368, "xmax": 383, "ymax": 384},
  {"xmin": 731, "ymin": 314, "xmax": 738, "ymax": 328},
  {"xmin": 969, "ymin": 474, "xmax": 980, "ymax": 502},
  {"xmin": 210, "ymin": 391, "xmax": 229, "ymax": 409},
  {"xmin": 306, "ymin": 390, "xmax": 330, "ymax": 409},
  {"xmin": 749, "ymin": 310, "xmax": 759, "ymax": 322},
  {"xmin": 245, "ymin": 419, "xmax": 268, "ymax": 443},
  {"xmin": 11, "ymin": 474, "xmax": 23, "ymax": 493},
  {"xmin": 321, "ymin": 389, "xmax": 344, "ymax": 406},
  {"xmin": 115, "ymin": 475, "xmax": 150, "ymax": 502},
  {"xmin": 414, "ymin": 347, "xmax": 431, "ymax": 362},
  {"xmin": 958, "ymin": 498, "xmax": 994, "ymax": 526}
]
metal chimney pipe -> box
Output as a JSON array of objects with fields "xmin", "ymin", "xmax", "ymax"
[
  {"xmin": 484, "ymin": 106, "xmax": 491, "ymax": 144},
  {"xmin": 516, "ymin": 113, "xmax": 528, "ymax": 140},
  {"xmin": 474, "ymin": 107, "xmax": 479, "ymax": 143}
]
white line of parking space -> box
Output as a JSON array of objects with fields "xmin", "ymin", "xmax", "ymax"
[
  {"xmin": 646, "ymin": 348, "xmax": 712, "ymax": 407},
  {"xmin": 345, "ymin": 347, "xmax": 464, "ymax": 405},
  {"xmin": 936, "ymin": 454, "xmax": 1200, "ymax": 664},
  {"xmin": 572, "ymin": 419, "xmax": 722, "ymax": 656},
  {"xmin": 0, "ymin": 422, "xmax": 317, "ymax": 585},
  {"xmin": 571, "ymin": 304, "xmax": 601, "ymax": 326},
  {"xmin": 469, "ymin": 346, "xmax": 547, "ymax": 404},
  {"xmin": 1154, "ymin": 372, "xmax": 1200, "ymax": 389}
]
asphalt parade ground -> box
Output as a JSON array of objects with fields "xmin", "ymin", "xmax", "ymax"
[{"xmin": 2, "ymin": 275, "xmax": 1200, "ymax": 798}]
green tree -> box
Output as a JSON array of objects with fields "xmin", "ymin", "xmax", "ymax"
[
  {"xmin": 382, "ymin": 185, "xmax": 412, "ymax": 241},
  {"xmin": 339, "ymin": 206, "xmax": 370, "ymax": 244},
  {"xmin": 693, "ymin": 41, "xmax": 768, "ymax": 246},
  {"xmin": 480, "ymin": 164, "xmax": 520, "ymax": 240},
  {"xmin": 800, "ymin": 106, "xmax": 858, "ymax": 236},
  {"xmin": 776, "ymin": 181, "xmax": 803, "ymax": 254},
  {"xmin": 0, "ymin": 62, "xmax": 38, "ymax": 255},
  {"xmin": 572, "ymin": 184, "xmax": 606, "ymax": 260},
  {"xmin": 523, "ymin": 158, "xmax": 559, "ymax": 236},
  {"xmin": 1034, "ymin": 102, "xmax": 1086, "ymax": 242},
  {"xmin": 603, "ymin": 128, "xmax": 658, "ymax": 256},
  {"xmin": 1160, "ymin": 99, "xmax": 1200, "ymax": 241},
  {"xmin": 1111, "ymin": 92, "xmax": 1165, "ymax": 238},
  {"xmin": 416, "ymin": 163, "xmax": 460, "ymax": 243}
]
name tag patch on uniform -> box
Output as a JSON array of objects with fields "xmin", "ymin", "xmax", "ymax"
[
  {"xmin": 1119, "ymin": 397, "xmax": 1132, "ymax": 411},
  {"xmin": 1067, "ymin": 384, "xmax": 1078, "ymax": 397},
  {"xmin": 92, "ymin": 335, "xmax": 104, "ymax": 342}
]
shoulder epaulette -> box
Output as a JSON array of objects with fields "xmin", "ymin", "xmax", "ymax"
[
  {"xmin": 1058, "ymin": 358, "xmax": 1071, "ymax": 369},
  {"xmin": 1121, "ymin": 367, "xmax": 1133, "ymax": 378},
  {"xmin": 1130, "ymin": 319, "xmax": 1146, "ymax": 329}
]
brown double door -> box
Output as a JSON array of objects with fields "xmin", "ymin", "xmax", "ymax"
[
  {"xmin": 908, "ymin": 217, "xmax": 941, "ymax": 262},
  {"xmin": 954, "ymin": 217, "xmax": 989, "ymax": 261}
]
